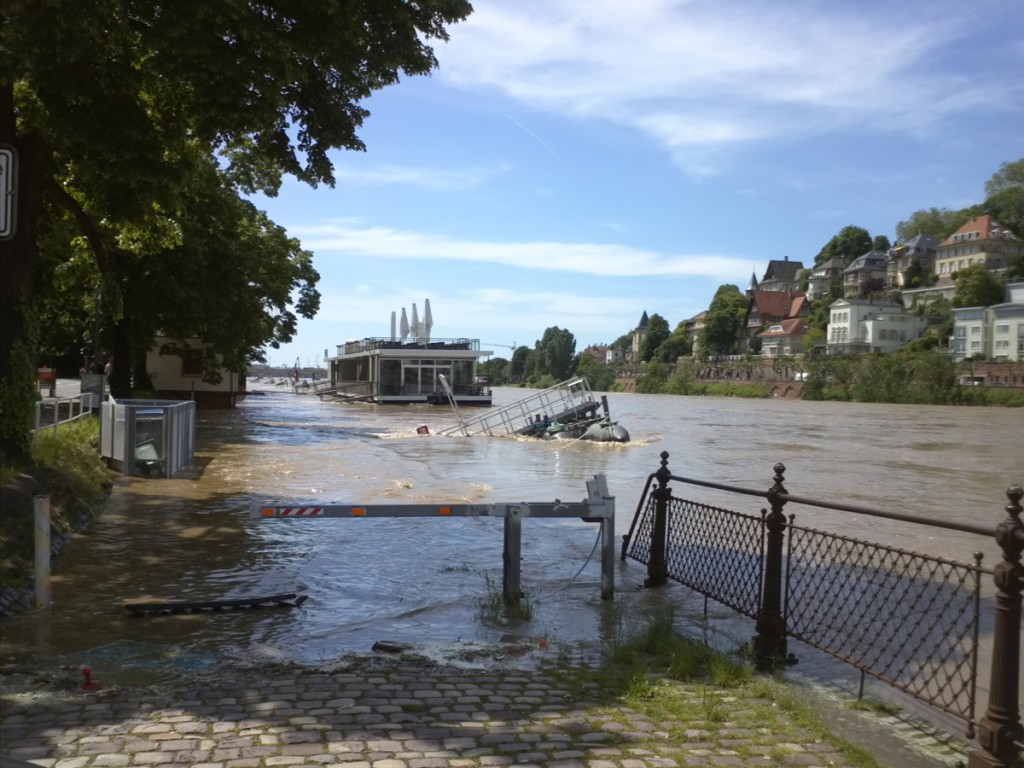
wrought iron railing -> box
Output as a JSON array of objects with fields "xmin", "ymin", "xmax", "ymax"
[
  {"xmin": 784, "ymin": 523, "xmax": 983, "ymax": 724},
  {"xmin": 621, "ymin": 451, "xmax": 1022, "ymax": 768}
]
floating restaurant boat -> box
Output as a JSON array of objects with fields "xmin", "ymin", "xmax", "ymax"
[{"xmin": 318, "ymin": 299, "xmax": 494, "ymax": 406}]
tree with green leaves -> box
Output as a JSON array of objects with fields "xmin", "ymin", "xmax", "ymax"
[
  {"xmin": 1005, "ymin": 254, "xmax": 1024, "ymax": 281},
  {"xmin": 635, "ymin": 360, "xmax": 670, "ymax": 393},
  {"xmin": 36, "ymin": 149, "xmax": 321, "ymax": 394},
  {"xmin": 853, "ymin": 354, "xmax": 912, "ymax": 403},
  {"xmin": 574, "ymin": 349, "xmax": 616, "ymax": 391},
  {"xmin": 895, "ymin": 208, "xmax": 972, "ymax": 244},
  {"xmin": 0, "ymin": 0, "xmax": 472, "ymax": 463},
  {"xmin": 908, "ymin": 350, "xmax": 957, "ymax": 404},
  {"xmin": 983, "ymin": 185, "xmax": 1024, "ymax": 238},
  {"xmin": 535, "ymin": 327, "xmax": 576, "ymax": 381},
  {"xmin": 985, "ymin": 159, "xmax": 1024, "ymax": 196},
  {"xmin": 477, "ymin": 357, "xmax": 510, "ymax": 385},
  {"xmin": 815, "ymin": 226, "xmax": 873, "ymax": 267},
  {"xmin": 640, "ymin": 313, "xmax": 670, "ymax": 362},
  {"xmin": 509, "ymin": 346, "xmax": 531, "ymax": 384},
  {"xmin": 700, "ymin": 285, "xmax": 747, "ymax": 356},
  {"xmin": 953, "ymin": 264, "xmax": 1006, "ymax": 308},
  {"xmin": 656, "ymin": 319, "xmax": 693, "ymax": 362}
]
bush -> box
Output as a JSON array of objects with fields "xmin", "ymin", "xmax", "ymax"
[
  {"xmin": 0, "ymin": 418, "xmax": 111, "ymax": 591},
  {"xmin": 978, "ymin": 387, "xmax": 1024, "ymax": 407}
]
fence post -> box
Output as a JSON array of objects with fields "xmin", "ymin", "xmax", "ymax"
[
  {"xmin": 969, "ymin": 483, "xmax": 1023, "ymax": 768},
  {"xmin": 752, "ymin": 462, "xmax": 789, "ymax": 668},
  {"xmin": 645, "ymin": 451, "xmax": 672, "ymax": 587}
]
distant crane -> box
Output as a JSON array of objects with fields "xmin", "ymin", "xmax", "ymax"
[{"xmin": 482, "ymin": 342, "xmax": 519, "ymax": 352}]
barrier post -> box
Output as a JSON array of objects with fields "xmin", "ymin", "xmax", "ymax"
[
  {"xmin": 969, "ymin": 483, "xmax": 1023, "ymax": 768},
  {"xmin": 33, "ymin": 495, "xmax": 51, "ymax": 608},
  {"xmin": 645, "ymin": 451, "xmax": 672, "ymax": 587},
  {"xmin": 600, "ymin": 505, "xmax": 615, "ymax": 600},
  {"xmin": 503, "ymin": 505, "xmax": 523, "ymax": 602},
  {"xmin": 752, "ymin": 462, "xmax": 789, "ymax": 667}
]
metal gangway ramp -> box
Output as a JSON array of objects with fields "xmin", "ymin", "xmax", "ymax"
[{"xmin": 436, "ymin": 376, "xmax": 601, "ymax": 437}]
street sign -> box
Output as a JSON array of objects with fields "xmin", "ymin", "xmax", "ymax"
[{"xmin": 0, "ymin": 144, "xmax": 16, "ymax": 241}]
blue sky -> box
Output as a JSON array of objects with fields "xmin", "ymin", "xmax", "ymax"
[{"xmin": 254, "ymin": 0, "xmax": 1023, "ymax": 369}]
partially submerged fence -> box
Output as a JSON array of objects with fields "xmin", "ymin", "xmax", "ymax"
[
  {"xmin": 621, "ymin": 451, "xmax": 1022, "ymax": 768},
  {"xmin": 252, "ymin": 475, "xmax": 616, "ymax": 601},
  {"xmin": 100, "ymin": 398, "xmax": 196, "ymax": 478}
]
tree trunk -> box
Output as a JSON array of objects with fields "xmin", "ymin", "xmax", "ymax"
[
  {"xmin": 109, "ymin": 317, "xmax": 133, "ymax": 399},
  {"xmin": 0, "ymin": 84, "xmax": 50, "ymax": 464},
  {"xmin": 132, "ymin": 343, "xmax": 154, "ymax": 392}
]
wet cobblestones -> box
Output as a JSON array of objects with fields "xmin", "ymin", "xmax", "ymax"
[{"xmin": 1, "ymin": 660, "xmax": 867, "ymax": 767}]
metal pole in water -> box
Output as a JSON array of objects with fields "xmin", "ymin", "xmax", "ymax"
[
  {"xmin": 438, "ymin": 374, "xmax": 467, "ymax": 436},
  {"xmin": 33, "ymin": 495, "xmax": 51, "ymax": 608},
  {"xmin": 503, "ymin": 506, "xmax": 523, "ymax": 602}
]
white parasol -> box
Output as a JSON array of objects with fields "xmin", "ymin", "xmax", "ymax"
[{"xmin": 423, "ymin": 299, "xmax": 433, "ymax": 341}]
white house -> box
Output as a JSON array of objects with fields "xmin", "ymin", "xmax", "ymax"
[
  {"xmin": 826, "ymin": 298, "xmax": 930, "ymax": 355},
  {"xmin": 951, "ymin": 280, "xmax": 1024, "ymax": 362},
  {"xmin": 145, "ymin": 337, "xmax": 247, "ymax": 408}
]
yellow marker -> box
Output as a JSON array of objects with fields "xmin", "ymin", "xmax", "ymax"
[
  {"xmin": 260, "ymin": 508, "xmax": 276, "ymax": 517},
  {"xmin": 438, "ymin": 507, "xmax": 452, "ymax": 515},
  {"xmin": 352, "ymin": 507, "xmax": 366, "ymax": 517}
]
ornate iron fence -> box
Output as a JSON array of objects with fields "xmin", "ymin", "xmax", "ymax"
[{"xmin": 621, "ymin": 451, "xmax": 1022, "ymax": 768}]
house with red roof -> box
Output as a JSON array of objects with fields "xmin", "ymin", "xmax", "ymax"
[
  {"xmin": 935, "ymin": 215, "xmax": 1022, "ymax": 278},
  {"xmin": 903, "ymin": 215, "xmax": 1022, "ymax": 308},
  {"xmin": 742, "ymin": 290, "xmax": 808, "ymax": 353},
  {"xmin": 758, "ymin": 318, "xmax": 811, "ymax": 358}
]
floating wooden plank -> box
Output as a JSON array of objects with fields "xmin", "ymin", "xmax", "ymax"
[{"xmin": 125, "ymin": 593, "xmax": 307, "ymax": 617}]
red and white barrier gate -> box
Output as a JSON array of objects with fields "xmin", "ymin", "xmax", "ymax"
[{"xmin": 252, "ymin": 475, "xmax": 615, "ymax": 601}]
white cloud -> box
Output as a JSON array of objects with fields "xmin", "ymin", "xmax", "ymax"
[
  {"xmin": 307, "ymin": 284, "xmax": 645, "ymax": 346},
  {"xmin": 333, "ymin": 162, "xmax": 511, "ymax": 190},
  {"xmin": 437, "ymin": 1, "xmax": 1020, "ymax": 173},
  {"xmin": 296, "ymin": 220, "xmax": 750, "ymax": 278}
]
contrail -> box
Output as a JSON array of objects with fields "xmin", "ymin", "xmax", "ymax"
[{"xmin": 504, "ymin": 113, "xmax": 559, "ymax": 157}]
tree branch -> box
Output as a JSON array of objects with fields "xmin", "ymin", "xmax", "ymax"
[{"xmin": 44, "ymin": 181, "xmax": 113, "ymax": 274}]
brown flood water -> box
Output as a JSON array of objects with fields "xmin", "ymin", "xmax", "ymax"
[{"xmin": 2, "ymin": 385, "xmax": 1020, "ymax": 710}]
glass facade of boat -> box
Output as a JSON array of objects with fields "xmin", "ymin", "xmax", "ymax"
[{"xmin": 327, "ymin": 338, "xmax": 491, "ymax": 404}]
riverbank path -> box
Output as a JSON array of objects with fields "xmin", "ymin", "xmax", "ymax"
[{"xmin": 0, "ymin": 653, "xmax": 963, "ymax": 768}]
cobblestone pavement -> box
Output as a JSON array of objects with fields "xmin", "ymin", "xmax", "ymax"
[{"xmin": 1, "ymin": 654, "xmax": 897, "ymax": 768}]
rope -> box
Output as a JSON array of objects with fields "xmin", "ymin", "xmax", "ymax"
[{"xmin": 531, "ymin": 526, "xmax": 604, "ymax": 603}]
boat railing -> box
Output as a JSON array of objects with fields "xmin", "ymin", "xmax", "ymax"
[
  {"xmin": 337, "ymin": 337, "xmax": 481, "ymax": 355},
  {"xmin": 319, "ymin": 380, "xmax": 373, "ymax": 401},
  {"xmin": 306, "ymin": 380, "xmax": 336, "ymax": 396},
  {"xmin": 437, "ymin": 377, "xmax": 597, "ymax": 437}
]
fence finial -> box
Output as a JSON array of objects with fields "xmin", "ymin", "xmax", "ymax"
[
  {"xmin": 657, "ymin": 450, "xmax": 671, "ymax": 481},
  {"xmin": 769, "ymin": 462, "xmax": 787, "ymax": 498},
  {"xmin": 1005, "ymin": 483, "xmax": 1022, "ymax": 521}
]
